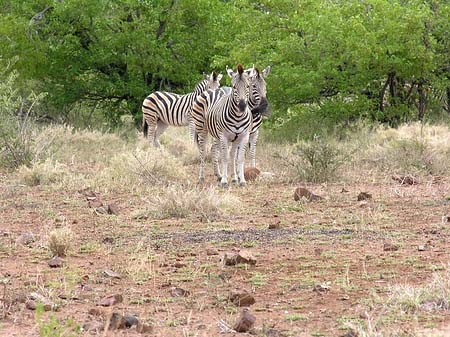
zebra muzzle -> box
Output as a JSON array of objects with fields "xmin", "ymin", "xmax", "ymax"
[{"xmin": 238, "ymin": 100, "xmax": 247, "ymax": 112}]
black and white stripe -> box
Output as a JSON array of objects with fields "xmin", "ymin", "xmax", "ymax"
[
  {"xmin": 142, "ymin": 72, "xmax": 222, "ymax": 147},
  {"xmin": 192, "ymin": 64, "xmax": 254, "ymax": 187}
]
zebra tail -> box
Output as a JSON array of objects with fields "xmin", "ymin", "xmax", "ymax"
[{"xmin": 142, "ymin": 118, "xmax": 148, "ymax": 138}]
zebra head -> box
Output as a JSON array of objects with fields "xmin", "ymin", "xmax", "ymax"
[
  {"xmin": 204, "ymin": 71, "xmax": 223, "ymax": 91},
  {"xmin": 227, "ymin": 64, "xmax": 253, "ymax": 114},
  {"xmin": 246, "ymin": 65, "xmax": 271, "ymax": 117}
]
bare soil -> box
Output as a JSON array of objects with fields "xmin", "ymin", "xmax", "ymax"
[{"xmin": 1, "ymin": 172, "xmax": 450, "ymax": 336}]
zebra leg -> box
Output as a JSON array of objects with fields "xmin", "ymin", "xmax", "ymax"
[
  {"xmin": 188, "ymin": 115, "xmax": 196, "ymax": 144},
  {"xmin": 197, "ymin": 132, "xmax": 207, "ymax": 183},
  {"xmin": 211, "ymin": 140, "xmax": 221, "ymax": 180},
  {"xmin": 230, "ymin": 141, "xmax": 239, "ymax": 184},
  {"xmin": 145, "ymin": 117, "xmax": 158, "ymax": 147},
  {"xmin": 249, "ymin": 130, "xmax": 259, "ymax": 167},
  {"xmin": 219, "ymin": 136, "xmax": 229, "ymax": 188},
  {"xmin": 154, "ymin": 121, "xmax": 169, "ymax": 147},
  {"xmin": 237, "ymin": 133, "xmax": 250, "ymax": 187}
]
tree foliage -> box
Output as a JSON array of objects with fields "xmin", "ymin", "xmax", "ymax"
[{"xmin": 0, "ymin": 0, "xmax": 449, "ymax": 137}]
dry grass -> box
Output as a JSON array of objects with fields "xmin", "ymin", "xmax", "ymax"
[
  {"xmin": 141, "ymin": 185, "xmax": 240, "ymax": 221},
  {"xmin": 47, "ymin": 227, "xmax": 74, "ymax": 257}
]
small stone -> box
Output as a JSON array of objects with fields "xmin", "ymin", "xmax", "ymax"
[
  {"xmin": 97, "ymin": 294, "xmax": 123, "ymax": 307},
  {"xmin": 107, "ymin": 204, "xmax": 119, "ymax": 215},
  {"xmin": 102, "ymin": 237, "xmax": 114, "ymax": 244},
  {"xmin": 294, "ymin": 187, "xmax": 323, "ymax": 202},
  {"xmin": 82, "ymin": 320, "xmax": 104, "ymax": 332},
  {"xmin": 88, "ymin": 307, "xmax": 106, "ymax": 317},
  {"xmin": 206, "ymin": 248, "xmax": 219, "ymax": 256},
  {"xmin": 233, "ymin": 308, "xmax": 256, "ymax": 333},
  {"xmin": 341, "ymin": 187, "xmax": 349, "ymax": 193},
  {"xmin": 28, "ymin": 292, "xmax": 55, "ymax": 311},
  {"xmin": 228, "ymin": 289, "xmax": 256, "ymax": 307},
  {"xmin": 95, "ymin": 206, "xmax": 108, "ymax": 214},
  {"xmin": 236, "ymin": 250, "xmax": 257, "ymax": 265},
  {"xmin": 218, "ymin": 272, "xmax": 232, "ymax": 282},
  {"xmin": 244, "ymin": 167, "xmax": 261, "ymax": 181},
  {"xmin": 170, "ymin": 287, "xmax": 190, "ymax": 297},
  {"xmin": 418, "ymin": 245, "xmax": 426, "ymax": 251},
  {"xmin": 392, "ymin": 175, "xmax": 418, "ymax": 185},
  {"xmin": 48, "ymin": 256, "xmax": 64, "ymax": 268},
  {"xmin": 313, "ymin": 283, "xmax": 331, "ymax": 293},
  {"xmin": 88, "ymin": 199, "xmax": 103, "ymax": 208},
  {"xmin": 383, "ymin": 243, "xmax": 399, "ymax": 252},
  {"xmin": 25, "ymin": 300, "xmax": 37, "ymax": 310},
  {"xmin": 174, "ymin": 261, "xmax": 186, "ymax": 268},
  {"xmin": 16, "ymin": 233, "xmax": 35, "ymax": 246},
  {"xmin": 223, "ymin": 252, "xmax": 239, "ymax": 266},
  {"xmin": 103, "ymin": 270, "xmax": 122, "ymax": 279},
  {"xmin": 268, "ymin": 222, "xmax": 281, "ymax": 230},
  {"xmin": 109, "ymin": 312, "xmax": 127, "ymax": 330},
  {"xmin": 123, "ymin": 314, "xmax": 139, "ymax": 328},
  {"xmin": 136, "ymin": 321, "xmax": 153, "ymax": 334},
  {"xmin": 357, "ymin": 192, "xmax": 372, "ymax": 201}
]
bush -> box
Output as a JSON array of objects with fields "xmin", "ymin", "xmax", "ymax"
[
  {"xmin": 0, "ymin": 64, "xmax": 47, "ymax": 169},
  {"xmin": 285, "ymin": 135, "xmax": 348, "ymax": 183},
  {"xmin": 142, "ymin": 185, "xmax": 239, "ymax": 221},
  {"xmin": 47, "ymin": 227, "xmax": 74, "ymax": 257}
]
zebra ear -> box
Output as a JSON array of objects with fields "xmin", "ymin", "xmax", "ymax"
[
  {"xmin": 216, "ymin": 73, "xmax": 223, "ymax": 83},
  {"xmin": 262, "ymin": 66, "xmax": 271, "ymax": 78},
  {"xmin": 210, "ymin": 71, "xmax": 216, "ymax": 81},
  {"xmin": 226, "ymin": 66, "xmax": 234, "ymax": 78},
  {"xmin": 203, "ymin": 72, "xmax": 208, "ymax": 80}
]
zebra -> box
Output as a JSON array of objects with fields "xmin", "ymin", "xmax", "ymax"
[
  {"xmin": 142, "ymin": 72, "xmax": 222, "ymax": 147},
  {"xmin": 192, "ymin": 64, "xmax": 254, "ymax": 187},
  {"xmin": 211, "ymin": 66, "xmax": 271, "ymax": 180}
]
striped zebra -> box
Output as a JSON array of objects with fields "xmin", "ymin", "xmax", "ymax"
[
  {"xmin": 192, "ymin": 64, "xmax": 254, "ymax": 187},
  {"xmin": 142, "ymin": 72, "xmax": 222, "ymax": 147},
  {"xmin": 211, "ymin": 66, "xmax": 271, "ymax": 179}
]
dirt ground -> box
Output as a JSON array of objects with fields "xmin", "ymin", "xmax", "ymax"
[{"xmin": 1, "ymin": 169, "xmax": 450, "ymax": 336}]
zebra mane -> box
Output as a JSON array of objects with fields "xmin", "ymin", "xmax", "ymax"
[
  {"xmin": 237, "ymin": 64, "xmax": 244, "ymax": 75},
  {"xmin": 212, "ymin": 71, "xmax": 217, "ymax": 81}
]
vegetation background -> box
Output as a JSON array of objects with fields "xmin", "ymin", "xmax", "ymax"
[{"xmin": 1, "ymin": 0, "xmax": 448, "ymax": 142}]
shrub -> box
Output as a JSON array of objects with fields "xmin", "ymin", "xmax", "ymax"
[
  {"xmin": 285, "ymin": 135, "xmax": 348, "ymax": 183},
  {"xmin": 47, "ymin": 227, "xmax": 74, "ymax": 257},
  {"xmin": 143, "ymin": 185, "xmax": 239, "ymax": 221}
]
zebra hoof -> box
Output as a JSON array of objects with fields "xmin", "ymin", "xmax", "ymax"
[
  {"xmin": 231, "ymin": 179, "xmax": 238, "ymax": 185},
  {"xmin": 216, "ymin": 176, "xmax": 222, "ymax": 182},
  {"xmin": 219, "ymin": 182, "xmax": 229, "ymax": 189},
  {"xmin": 199, "ymin": 177, "xmax": 205, "ymax": 184},
  {"xmin": 239, "ymin": 181, "xmax": 247, "ymax": 187}
]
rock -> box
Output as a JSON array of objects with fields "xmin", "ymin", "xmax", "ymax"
[
  {"xmin": 123, "ymin": 314, "xmax": 139, "ymax": 328},
  {"xmin": 16, "ymin": 233, "xmax": 35, "ymax": 246},
  {"xmin": 174, "ymin": 261, "xmax": 186, "ymax": 268},
  {"xmin": 228, "ymin": 289, "xmax": 256, "ymax": 307},
  {"xmin": 341, "ymin": 330, "xmax": 358, "ymax": 337},
  {"xmin": 223, "ymin": 252, "xmax": 239, "ymax": 266},
  {"xmin": 107, "ymin": 204, "xmax": 119, "ymax": 215},
  {"xmin": 27, "ymin": 293, "xmax": 55, "ymax": 311},
  {"xmin": 357, "ymin": 192, "xmax": 372, "ymax": 201},
  {"xmin": 341, "ymin": 187, "xmax": 349, "ymax": 193},
  {"xmin": 48, "ymin": 256, "xmax": 64, "ymax": 268},
  {"xmin": 294, "ymin": 187, "xmax": 323, "ymax": 202},
  {"xmin": 97, "ymin": 294, "xmax": 123, "ymax": 307},
  {"xmin": 233, "ymin": 308, "xmax": 256, "ymax": 333},
  {"xmin": 95, "ymin": 206, "xmax": 108, "ymax": 214},
  {"xmin": 218, "ymin": 272, "xmax": 232, "ymax": 282},
  {"xmin": 418, "ymin": 245, "xmax": 426, "ymax": 251},
  {"xmin": 25, "ymin": 300, "xmax": 37, "ymax": 310},
  {"xmin": 392, "ymin": 175, "xmax": 418, "ymax": 185},
  {"xmin": 170, "ymin": 287, "xmax": 190, "ymax": 297},
  {"xmin": 109, "ymin": 312, "xmax": 127, "ymax": 330},
  {"xmin": 244, "ymin": 167, "xmax": 261, "ymax": 181},
  {"xmin": 82, "ymin": 320, "xmax": 104, "ymax": 333},
  {"xmin": 383, "ymin": 243, "xmax": 399, "ymax": 252},
  {"xmin": 313, "ymin": 283, "xmax": 331, "ymax": 293},
  {"xmin": 88, "ymin": 199, "xmax": 103, "ymax": 208},
  {"xmin": 224, "ymin": 251, "xmax": 257, "ymax": 266},
  {"xmin": 88, "ymin": 307, "xmax": 106, "ymax": 317},
  {"xmin": 136, "ymin": 321, "xmax": 153, "ymax": 334},
  {"xmin": 268, "ymin": 221, "xmax": 281, "ymax": 230},
  {"xmin": 102, "ymin": 237, "xmax": 114, "ymax": 244},
  {"xmin": 236, "ymin": 250, "xmax": 257, "ymax": 265},
  {"xmin": 103, "ymin": 270, "xmax": 122, "ymax": 279},
  {"xmin": 206, "ymin": 248, "xmax": 219, "ymax": 256}
]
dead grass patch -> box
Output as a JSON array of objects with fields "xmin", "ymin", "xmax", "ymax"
[{"xmin": 47, "ymin": 227, "xmax": 74, "ymax": 257}]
